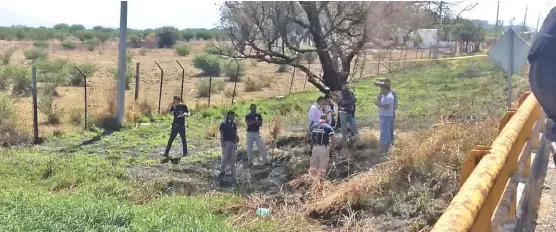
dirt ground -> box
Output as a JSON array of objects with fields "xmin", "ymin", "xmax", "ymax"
[{"xmin": 0, "ymin": 39, "xmax": 445, "ymax": 136}]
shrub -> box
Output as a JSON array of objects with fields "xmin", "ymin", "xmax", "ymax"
[
  {"xmin": 38, "ymin": 94, "xmax": 61, "ymax": 125},
  {"xmin": 244, "ymin": 77, "xmax": 263, "ymax": 92},
  {"xmin": 41, "ymin": 82, "xmax": 60, "ymax": 97},
  {"xmin": 0, "ymin": 95, "xmax": 30, "ymax": 147},
  {"xmin": 71, "ymin": 62, "xmax": 97, "ymax": 86},
  {"xmin": 39, "ymin": 69, "xmax": 70, "ymax": 85},
  {"xmin": 277, "ymin": 64, "xmax": 288, "ymax": 73},
  {"xmin": 61, "ymin": 41, "xmax": 77, "ymax": 50},
  {"xmin": 138, "ymin": 49, "xmax": 148, "ymax": 56},
  {"xmin": 224, "ymin": 60, "xmax": 245, "ymax": 82},
  {"xmin": 33, "ymin": 40, "xmax": 49, "ymax": 48},
  {"xmin": 204, "ymin": 44, "xmax": 219, "ymax": 55},
  {"xmin": 111, "ymin": 64, "xmax": 134, "ymax": 90},
  {"xmin": 1, "ymin": 66, "xmax": 30, "ymax": 96},
  {"xmin": 197, "ymin": 78, "xmax": 225, "ymax": 97},
  {"xmin": 23, "ymin": 48, "xmax": 48, "ymax": 60},
  {"xmin": 193, "ymin": 54, "xmax": 221, "ymax": 76},
  {"xmin": 0, "ymin": 70, "xmax": 7, "ymax": 90},
  {"xmin": 85, "ymin": 38, "xmax": 101, "ymax": 51},
  {"xmin": 34, "ymin": 58, "xmax": 70, "ymax": 73},
  {"xmin": 69, "ymin": 108, "xmax": 83, "ymax": 125},
  {"xmin": 0, "ymin": 48, "xmax": 16, "ymax": 65},
  {"xmin": 174, "ymin": 44, "xmax": 192, "ymax": 56}
]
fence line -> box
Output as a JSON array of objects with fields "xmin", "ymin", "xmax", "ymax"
[{"xmin": 74, "ymin": 66, "xmax": 88, "ymax": 130}]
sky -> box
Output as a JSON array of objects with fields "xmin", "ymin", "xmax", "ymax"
[{"xmin": 0, "ymin": 0, "xmax": 554, "ymax": 30}]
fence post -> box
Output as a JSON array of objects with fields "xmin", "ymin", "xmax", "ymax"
[
  {"xmin": 289, "ymin": 67, "xmax": 296, "ymax": 94},
  {"xmin": 208, "ymin": 75, "xmax": 212, "ymax": 107},
  {"xmin": 135, "ymin": 62, "xmax": 140, "ymax": 101},
  {"xmin": 74, "ymin": 66, "xmax": 88, "ymax": 130},
  {"xmin": 176, "ymin": 60, "xmax": 185, "ymax": 100},
  {"xmin": 231, "ymin": 58, "xmax": 239, "ymax": 105},
  {"xmin": 32, "ymin": 66, "xmax": 39, "ymax": 144},
  {"xmin": 154, "ymin": 61, "xmax": 163, "ymax": 115}
]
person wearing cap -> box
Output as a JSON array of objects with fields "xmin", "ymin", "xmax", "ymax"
[
  {"xmin": 337, "ymin": 82, "xmax": 358, "ymax": 142},
  {"xmin": 376, "ymin": 78, "xmax": 398, "ymax": 144},
  {"xmin": 374, "ymin": 80, "xmax": 395, "ymax": 153},
  {"xmin": 245, "ymin": 104, "xmax": 269, "ymax": 167},
  {"xmin": 527, "ymin": 6, "xmax": 556, "ymax": 162},
  {"xmin": 219, "ymin": 111, "xmax": 239, "ymax": 184},
  {"xmin": 308, "ymin": 114, "xmax": 336, "ymax": 181},
  {"xmin": 161, "ymin": 96, "xmax": 190, "ymax": 163}
]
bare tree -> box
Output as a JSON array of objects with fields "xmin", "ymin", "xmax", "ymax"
[
  {"xmin": 217, "ymin": 1, "xmax": 374, "ymax": 92},
  {"xmin": 216, "ymin": 1, "xmax": 452, "ymax": 92}
]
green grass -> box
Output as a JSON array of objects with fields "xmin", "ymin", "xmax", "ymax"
[{"xmin": 0, "ymin": 56, "xmax": 530, "ymax": 231}]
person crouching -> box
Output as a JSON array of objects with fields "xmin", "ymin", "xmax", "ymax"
[{"xmin": 308, "ymin": 115, "xmax": 336, "ymax": 182}]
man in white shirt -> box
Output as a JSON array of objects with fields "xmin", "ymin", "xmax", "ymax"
[
  {"xmin": 374, "ymin": 81, "xmax": 395, "ymax": 154},
  {"xmin": 308, "ymin": 96, "xmax": 325, "ymax": 129}
]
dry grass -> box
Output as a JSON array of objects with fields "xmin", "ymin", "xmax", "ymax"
[{"xmin": 306, "ymin": 118, "xmax": 498, "ymax": 216}]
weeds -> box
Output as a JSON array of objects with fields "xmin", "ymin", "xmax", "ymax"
[
  {"xmin": 23, "ymin": 48, "xmax": 49, "ymax": 60},
  {"xmin": 69, "ymin": 108, "xmax": 83, "ymax": 125},
  {"xmin": 0, "ymin": 48, "xmax": 16, "ymax": 65},
  {"xmin": 38, "ymin": 94, "xmax": 62, "ymax": 125},
  {"xmin": 197, "ymin": 78, "xmax": 225, "ymax": 97},
  {"xmin": 244, "ymin": 77, "xmax": 262, "ymax": 92}
]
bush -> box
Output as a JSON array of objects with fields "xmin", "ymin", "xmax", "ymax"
[
  {"xmin": 69, "ymin": 108, "xmax": 83, "ymax": 125},
  {"xmin": 61, "ymin": 41, "xmax": 77, "ymax": 50},
  {"xmin": 244, "ymin": 77, "xmax": 263, "ymax": 92},
  {"xmin": 23, "ymin": 48, "xmax": 48, "ymax": 60},
  {"xmin": 38, "ymin": 94, "xmax": 61, "ymax": 125},
  {"xmin": 41, "ymin": 82, "xmax": 60, "ymax": 97},
  {"xmin": 1, "ymin": 48, "xmax": 16, "ymax": 65},
  {"xmin": 38, "ymin": 69, "xmax": 70, "ymax": 85},
  {"xmin": 0, "ymin": 95, "xmax": 30, "ymax": 147},
  {"xmin": 0, "ymin": 94, "xmax": 14, "ymax": 120},
  {"xmin": 224, "ymin": 60, "xmax": 245, "ymax": 82},
  {"xmin": 174, "ymin": 44, "xmax": 192, "ymax": 56},
  {"xmin": 1, "ymin": 66, "xmax": 30, "ymax": 96},
  {"xmin": 85, "ymin": 38, "xmax": 101, "ymax": 51},
  {"xmin": 71, "ymin": 62, "xmax": 97, "ymax": 86},
  {"xmin": 34, "ymin": 58, "xmax": 70, "ymax": 73},
  {"xmin": 277, "ymin": 64, "xmax": 288, "ymax": 73},
  {"xmin": 0, "ymin": 70, "xmax": 7, "ymax": 90},
  {"xmin": 204, "ymin": 44, "xmax": 219, "ymax": 55},
  {"xmin": 138, "ymin": 49, "xmax": 148, "ymax": 56},
  {"xmin": 197, "ymin": 78, "xmax": 225, "ymax": 97},
  {"xmin": 111, "ymin": 64, "xmax": 134, "ymax": 90},
  {"xmin": 33, "ymin": 40, "xmax": 49, "ymax": 48},
  {"xmin": 193, "ymin": 54, "xmax": 221, "ymax": 76}
]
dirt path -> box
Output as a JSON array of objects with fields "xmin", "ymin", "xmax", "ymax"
[{"xmin": 535, "ymin": 158, "xmax": 556, "ymax": 232}]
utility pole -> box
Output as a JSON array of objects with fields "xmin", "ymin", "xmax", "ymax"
[
  {"xmin": 433, "ymin": 1, "xmax": 443, "ymax": 60},
  {"xmin": 495, "ymin": 1, "xmax": 500, "ymax": 41},
  {"xmin": 116, "ymin": 1, "xmax": 128, "ymax": 126}
]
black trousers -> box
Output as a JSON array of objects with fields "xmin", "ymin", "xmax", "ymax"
[{"xmin": 164, "ymin": 124, "xmax": 188, "ymax": 156}]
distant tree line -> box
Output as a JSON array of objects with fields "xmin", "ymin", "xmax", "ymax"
[{"xmin": 0, "ymin": 24, "xmax": 226, "ymax": 48}]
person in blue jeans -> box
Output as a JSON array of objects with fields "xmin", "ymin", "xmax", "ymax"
[
  {"xmin": 375, "ymin": 81, "xmax": 395, "ymax": 154},
  {"xmin": 161, "ymin": 96, "xmax": 190, "ymax": 164},
  {"xmin": 338, "ymin": 83, "xmax": 358, "ymax": 143},
  {"xmin": 376, "ymin": 78, "xmax": 398, "ymax": 145},
  {"xmin": 527, "ymin": 6, "xmax": 556, "ymax": 162}
]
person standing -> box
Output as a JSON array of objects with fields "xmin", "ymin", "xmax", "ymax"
[
  {"xmin": 219, "ymin": 111, "xmax": 239, "ymax": 184},
  {"xmin": 375, "ymin": 81, "xmax": 395, "ymax": 154},
  {"xmin": 308, "ymin": 115, "xmax": 336, "ymax": 182},
  {"xmin": 338, "ymin": 83, "xmax": 358, "ymax": 142},
  {"xmin": 245, "ymin": 104, "xmax": 269, "ymax": 167},
  {"xmin": 376, "ymin": 78, "xmax": 398, "ymax": 144},
  {"xmin": 161, "ymin": 96, "xmax": 189, "ymax": 164},
  {"xmin": 308, "ymin": 96, "xmax": 326, "ymax": 129},
  {"xmin": 323, "ymin": 95, "xmax": 337, "ymax": 129}
]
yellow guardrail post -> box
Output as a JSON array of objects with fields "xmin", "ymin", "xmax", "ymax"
[{"xmin": 431, "ymin": 93, "xmax": 540, "ymax": 232}]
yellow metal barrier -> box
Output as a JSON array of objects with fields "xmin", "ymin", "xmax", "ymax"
[{"xmin": 431, "ymin": 92, "xmax": 542, "ymax": 232}]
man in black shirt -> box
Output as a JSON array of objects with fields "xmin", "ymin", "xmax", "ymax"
[
  {"xmin": 245, "ymin": 104, "xmax": 269, "ymax": 167},
  {"xmin": 161, "ymin": 96, "xmax": 189, "ymax": 164},
  {"xmin": 219, "ymin": 111, "xmax": 239, "ymax": 184},
  {"xmin": 528, "ymin": 7, "xmax": 556, "ymax": 161},
  {"xmin": 308, "ymin": 115, "xmax": 336, "ymax": 181}
]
